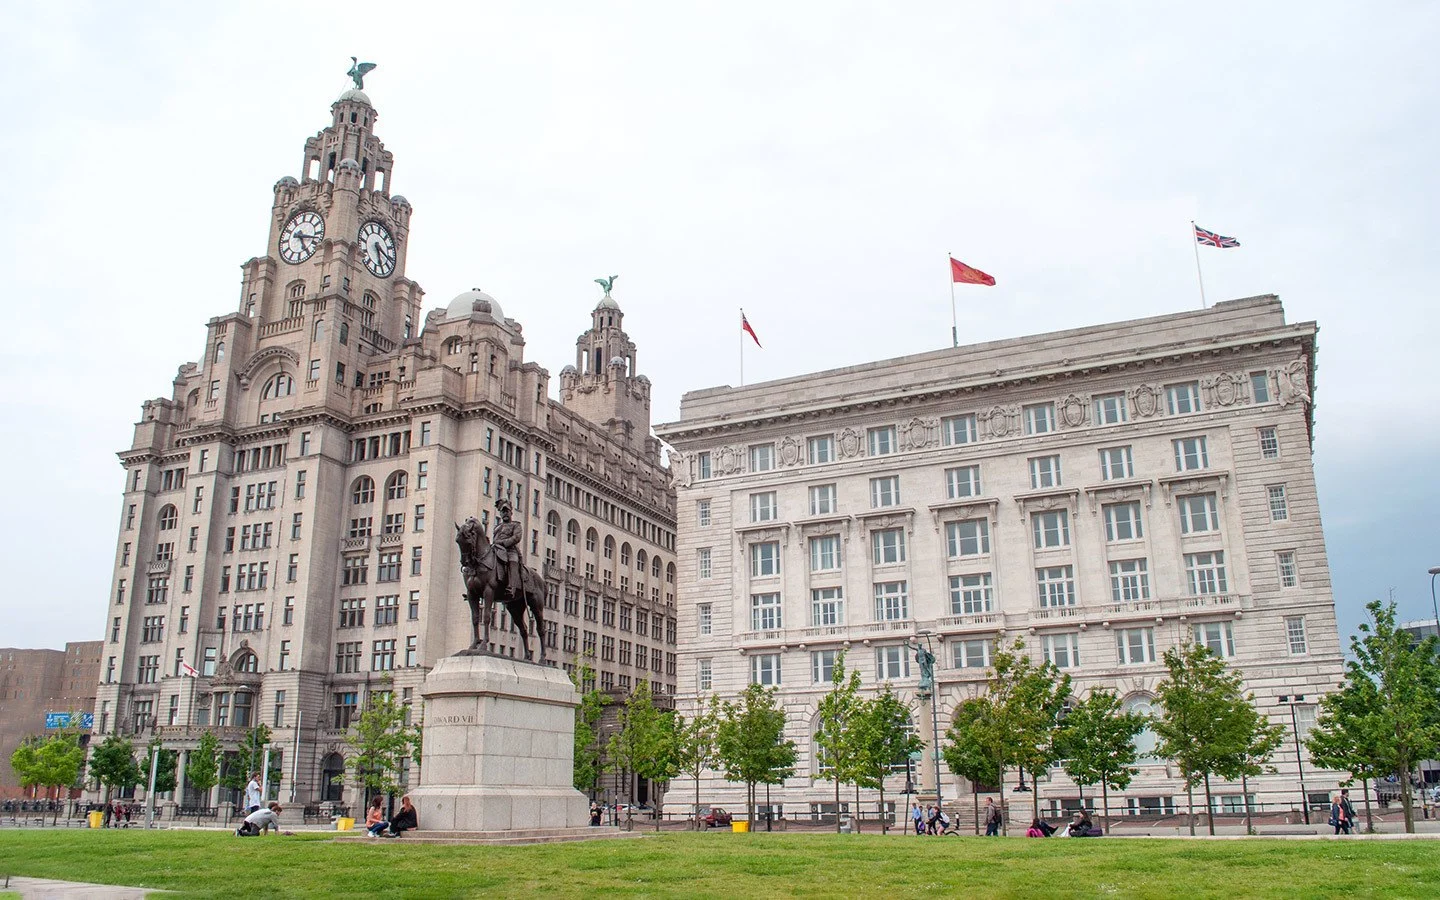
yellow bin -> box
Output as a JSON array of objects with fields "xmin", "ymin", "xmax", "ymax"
[
  {"xmin": 88, "ymin": 811, "xmax": 104, "ymax": 828},
  {"xmin": 732, "ymin": 821, "xmax": 750, "ymax": 833},
  {"xmin": 336, "ymin": 817, "xmax": 356, "ymax": 831}
]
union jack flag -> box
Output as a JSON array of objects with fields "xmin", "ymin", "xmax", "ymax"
[{"xmin": 1194, "ymin": 224, "xmax": 1240, "ymax": 248}]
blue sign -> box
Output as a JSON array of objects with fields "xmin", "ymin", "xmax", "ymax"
[{"xmin": 45, "ymin": 712, "xmax": 94, "ymax": 729}]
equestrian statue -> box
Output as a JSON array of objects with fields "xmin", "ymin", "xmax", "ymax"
[{"xmin": 454, "ymin": 498, "xmax": 548, "ymax": 662}]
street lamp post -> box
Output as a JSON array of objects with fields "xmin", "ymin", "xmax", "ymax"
[
  {"xmin": 1279, "ymin": 695, "xmax": 1310, "ymax": 825},
  {"xmin": 1428, "ymin": 567, "xmax": 1440, "ymax": 640},
  {"xmin": 908, "ymin": 632, "xmax": 943, "ymax": 813}
]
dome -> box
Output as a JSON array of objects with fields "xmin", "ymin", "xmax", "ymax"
[
  {"xmin": 338, "ymin": 157, "xmax": 362, "ymax": 174},
  {"xmin": 274, "ymin": 176, "xmax": 299, "ymax": 191},
  {"xmin": 634, "ymin": 374, "xmax": 650, "ymax": 384},
  {"xmin": 391, "ymin": 195, "xmax": 411, "ymax": 209},
  {"xmin": 595, "ymin": 294, "xmax": 620, "ymax": 311},
  {"xmin": 609, "ymin": 356, "xmax": 626, "ymax": 367},
  {"xmin": 560, "ymin": 365, "xmax": 578, "ymax": 376},
  {"xmin": 338, "ymin": 88, "xmax": 372, "ymax": 105},
  {"xmin": 445, "ymin": 288, "xmax": 506, "ymax": 323}
]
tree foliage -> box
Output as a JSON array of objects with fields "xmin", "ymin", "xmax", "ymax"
[
  {"xmin": 606, "ymin": 680, "xmax": 681, "ymax": 825},
  {"xmin": 571, "ymin": 656, "xmax": 609, "ymax": 794},
  {"xmin": 140, "ymin": 737, "xmax": 179, "ymax": 795},
  {"xmin": 1153, "ymin": 643, "xmax": 1284, "ymax": 835},
  {"xmin": 812, "ymin": 652, "xmax": 863, "ymax": 831},
  {"xmin": 186, "ymin": 730, "xmax": 221, "ymax": 820},
  {"xmin": 715, "ymin": 683, "xmax": 797, "ymax": 826},
  {"xmin": 1057, "ymin": 689, "xmax": 1146, "ymax": 831},
  {"xmin": 1307, "ymin": 600, "xmax": 1440, "ymax": 833},
  {"xmin": 851, "ymin": 685, "xmax": 923, "ymax": 832},
  {"xmin": 89, "ymin": 735, "xmax": 141, "ymax": 800},
  {"xmin": 674, "ymin": 696, "xmax": 721, "ymax": 826},
  {"xmin": 10, "ymin": 728, "xmax": 85, "ymax": 823},
  {"xmin": 222, "ymin": 725, "xmax": 282, "ymax": 795},
  {"xmin": 341, "ymin": 686, "xmax": 422, "ymax": 799}
]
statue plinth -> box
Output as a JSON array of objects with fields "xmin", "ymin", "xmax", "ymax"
[{"xmin": 407, "ymin": 654, "xmax": 591, "ymax": 832}]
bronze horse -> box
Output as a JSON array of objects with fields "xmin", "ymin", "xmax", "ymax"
[{"xmin": 455, "ymin": 517, "xmax": 548, "ymax": 662}]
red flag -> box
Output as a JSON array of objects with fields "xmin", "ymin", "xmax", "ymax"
[
  {"xmin": 741, "ymin": 312, "xmax": 762, "ymax": 347},
  {"xmin": 950, "ymin": 256, "xmax": 996, "ymax": 286},
  {"xmin": 180, "ymin": 661, "xmax": 199, "ymax": 678}
]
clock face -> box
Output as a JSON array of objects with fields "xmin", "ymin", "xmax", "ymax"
[
  {"xmin": 359, "ymin": 221, "xmax": 397, "ymax": 277},
  {"xmin": 278, "ymin": 210, "xmax": 324, "ymax": 264}
]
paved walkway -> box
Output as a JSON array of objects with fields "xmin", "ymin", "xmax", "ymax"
[{"xmin": 2, "ymin": 876, "xmax": 156, "ymax": 898}]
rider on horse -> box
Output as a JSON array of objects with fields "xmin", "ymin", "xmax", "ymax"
[{"xmin": 490, "ymin": 498, "xmax": 523, "ymax": 602}]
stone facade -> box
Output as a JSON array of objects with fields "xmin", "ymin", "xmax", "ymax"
[
  {"xmin": 657, "ymin": 296, "xmax": 1347, "ymax": 820},
  {"xmin": 1, "ymin": 642, "xmax": 101, "ymax": 794},
  {"xmin": 92, "ymin": 84, "xmax": 675, "ymax": 809}
]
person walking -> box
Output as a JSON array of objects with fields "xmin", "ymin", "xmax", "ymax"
[
  {"xmin": 244, "ymin": 772, "xmax": 263, "ymax": 814},
  {"xmin": 911, "ymin": 801, "xmax": 925, "ymax": 835},
  {"xmin": 364, "ymin": 796, "xmax": 390, "ymax": 837},
  {"xmin": 984, "ymin": 798, "xmax": 1002, "ymax": 836},
  {"xmin": 1329, "ymin": 793, "xmax": 1350, "ymax": 835},
  {"xmin": 1340, "ymin": 789, "xmax": 1358, "ymax": 835}
]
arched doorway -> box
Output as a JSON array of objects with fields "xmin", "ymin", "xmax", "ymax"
[{"xmin": 320, "ymin": 752, "xmax": 345, "ymax": 803}]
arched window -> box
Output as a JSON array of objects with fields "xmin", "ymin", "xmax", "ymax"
[
  {"xmin": 445, "ymin": 338, "xmax": 462, "ymax": 355},
  {"xmin": 339, "ymin": 322, "xmax": 349, "ymax": 345},
  {"xmin": 585, "ymin": 528, "xmax": 597, "ymax": 552},
  {"xmin": 603, "ymin": 536, "xmax": 615, "ymax": 560},
  {"xmin": 351, "ymin": 476, "xmax": 375, "ymax": 505},
  {"xmin": 652, "ymin": 557, "xmax": 662, "ymax": 579},
  {"xmin": 313, "ymin": 319, "xmax": 326, "ymax": 342},
  {"xmin": 214, "ymin": 342, "xmax": 225, "ymax": 364},
  {"xmin": 1124, "ymin": 696, "xmax": 1160, "ymax": 763},
  {"xmin": 288, "ymin": 282, "xmax": 306, "ymax": 299},
  {"xmin": 566, "ymin": 520, "xmax": 579, "ymax": 545},
  {"xmin": 320, "ymin": 752, "xmax": 345, "ymax": 802},
  {"xmin": 262, "ymin": 373, "xmax": 295, "ymax": 399},
  {"xmin": 545, "ymin": 511, "xmax": 560, "ymax": 538},
  {"xmin": 385, "ymin": 471, "xmax": 408, "ymax": 500},
  {"xmin": 666, "ymin": 562, "xmax": 676, "ymax": 584},
  {"xmin": 620, "ymin": 543, "xmax": 632, "ymax": 567},
  {"xmin": 157, "ymin": 505, "xmax": 178, "ymax": 530},
  {"xmin": 636, "ymin": 550, "xmax": 648, "ymax": 572},
  {"xmin": 234, "ymin": 651, "xmax": 259, "ymax": 674}
]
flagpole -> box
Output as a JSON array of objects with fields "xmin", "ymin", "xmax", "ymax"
[
  {"xmin": 948, "ymin": 252, "xmax": 958, "ymax": 348},
  {"xmin": 1189, "ymin": 220, "xmax": 1208, "ymax": 309},
  {"xmin": 739, "ymin": 308, "xmax": 745, "ymax": 387}
]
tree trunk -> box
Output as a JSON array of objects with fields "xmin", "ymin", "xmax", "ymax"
[
  {"xmin": 1241, "ymin": 773, "xmax": 1252, "ymax": 835},
  {"xmin": 1186, "ymin": 782, "xmax": 1195, "ymax": 836},
  {"xmin": 834, "ymin": 777, "xmax": 841, "ymax": 834},
  {"xmin": 1361, "ymin": 776, "xmax": 1375, "ymax": 833},
  {"xmin": 880, "ymin": 782, "xmax": 887, "ymax": 835},
  {"xmin": 854, "ymin": 782, "xmax": 862, "ymax": 833},
  {"xmin": 1399, "ymin": 765, "xmax": 1415, "ymax": 834},
  {"xmin": 747, "ymin": 781, "xmax": 754, "ymax": 829},
  {"xmin": 1031, "ymin": 774, "xmax": 1040, "ymax": 824},
  {"xmin": 998, "ymin": 766, "xmax": 1007, "ymax": 836},
  {"xmin": 693, "ymin": 766, "xmax": 701, "ymax": 831},
  {"xmin": 1203, "ymin": 773, "xmax": 1215, "ymax": 836},
  {"xmin": 1101, "ymin": 782, "xmax": 1110, "ymax": 835}
]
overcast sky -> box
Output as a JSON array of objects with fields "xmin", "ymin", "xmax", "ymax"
[{"xmin": 2, "ymin": 2, "xmax": 1436, "ymax": 650}]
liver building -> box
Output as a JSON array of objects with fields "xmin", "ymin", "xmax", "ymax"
[{"xmin": 95, "ymin": 75, "xmax": 676, "ymax": 811}]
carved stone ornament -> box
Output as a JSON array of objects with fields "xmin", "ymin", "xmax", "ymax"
[
  {"xmin": 1278, "ymin": 359, "xmax": 1311, "ymax": 408},
  {"xmin": 1059, "ymin": 394, "xmax": 1087, "ymax": 428},
  {"xmin": 837, "ymin": 427, "xmax": 863, "ymax": 459},
  {"xmin": 667, "ymin": 451, "xmax": 690, "ymax": 488},
  {"xmin": 900, "ymin": 416, "xmax": 939, "ymax": 452},
  {"xmin": 777, "ymin": 436, "xmax": 803, "ymax": 467},
  {"xmin": 715, "ymin": 445, "xmax": 744, "ymax": 476},
  {"xmin": 1130, "ymin": 384, "xmax": 1161, "ymax": 418},
  {"xmin": 1205, "ymin": 372, "xmax": 1243, "ymax": 408},
  {"xmin": 984, "ymin": 405, "xmax": 1012, "ymax": 438}
]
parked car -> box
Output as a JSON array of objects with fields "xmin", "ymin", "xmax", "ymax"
[{"xmin": 700, "ymin": 807, "xmax": 733, "ymax": 828}]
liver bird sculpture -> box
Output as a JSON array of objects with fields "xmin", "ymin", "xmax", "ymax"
[
  {"xmin": 347, "ymin": 57, "xmax": 377, "ymax": 90},
  {"xmin": 594, "ymin": 275, "xmax": 619, "ymax": 296}
]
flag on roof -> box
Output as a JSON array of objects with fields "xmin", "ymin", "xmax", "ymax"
[
  {"xmin": 1194, "ymin": 225, "xmax": 1240, "ymax": 248},
  {"xmin": 950, "ymin": 256, "xmax": 996, "ymax": 286},
  {"xmin": 742, "ymin": 312, "xmax": 762, "ymax": 347}
]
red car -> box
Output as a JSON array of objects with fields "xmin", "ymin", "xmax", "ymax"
[{"xmin": 700, "ymin": 807, "xmax": 733, "ymax": 828}]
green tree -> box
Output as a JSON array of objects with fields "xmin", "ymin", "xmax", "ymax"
[
  {"xmin": 571, "ymin": 656, "xmax": 608, "ymax": 795},
  {"xmin": 715, "ymin": 683, "xmax": 797, "ymax": 828},
  {"xmin": 851, "ymin": 685, "xmax": 924, "ymax": 834},
  {"xmin": 943, "ymin": 695, "xmax": 1005, "ymax": 834},
  {"xmin": 139, "ymin": 738, "xmax": 179, "ymax": 796},
  {"xmin": 1308, "ymin": 601, "xmax": 1440, "ymax": 833},
  {"xmin": 674, "ymin": 696, "xmax": 720, "ymax": 829},
  {"xmin": 606, "ymin": 680, "xmax": 681, "ymax": 829},
  {"xmin": 186, "ymin": 730, "xmax": 221, "ymax": 823},
  {"xmin": 89, "ymin": 734, "xmax": 141, "ymax": 804},
  {"xmin": 1057, "ymin": 689, "xmax": 1146, "ymax": 833},
  {"xmin": 222, "ymin": 725, "xmax": 282, "ymax": 799},
  {"xmin": 340, "ymin": 686, "xmax": 421, "ymax": 804},
  {"xmin": 12, "ymin": 730, "xmax": 86, "ymax": 824},
  {"xmin": 1153, "ymin": 643, "xmax": 1284, "ymax": 835},
  {"xmin": 812, "ymin": 651, "xmax": 863, "ymax": 832}
]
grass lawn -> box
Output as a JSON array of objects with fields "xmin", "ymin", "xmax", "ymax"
[{"xmin": 0, "ymin": 831, "xmax": 1437, "ymax": 899}]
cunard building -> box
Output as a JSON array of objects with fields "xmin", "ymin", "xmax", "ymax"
[
  {"xmin": 658, "ymin": 297, "xmax": 1347, "ymax": 820},
  {"xmin": 94, "ymin": 77, "xmax": 676, "ymax": 811}
]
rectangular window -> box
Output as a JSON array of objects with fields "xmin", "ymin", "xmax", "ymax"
[
  {"xmin": 696, "ymin": 452, "xmax": 712, "ymax": 480},
  {"xmin": 1166, "ymin": 381, "xmax": 1201, "ymax": 415},
  {"xmin": 697, "ymin": 658, "xmax": 713, "ymax": 692},
  {"xmin": 871, "ymin": 528, "xmax": 906, "ymax": 565},
  {"xmin": 282, "ymin": 596, "xmax": 294, "ymax": 626},
  {"xmin": 750, "ymin": 593, "xmax": 782, "ymax": 631},
  {"xmin": 411, "ymin": 547, "xmax": 423, "ymax": 576},
  {"xmin": 941, "ymin": 414, "xmax": 977, "ymax": 446},
  {"xmin": 1109, "ymin": 558, "xmax": 1151, "ymax": 602},
  {"xmin": 188, "ymin": 526, "xmax": 198, "ymax": 552},
  {"xmin": 333, "ymin": 692, "xmax": 359, "ymax": 729},
  {"xmin": 1093, "ymin": 392, "xmax": 1128, "ymax": 425},
  {"xmin": 946, "ymin": 519, "xmax": 990, "ymax": 558},
  {"xmin": 1042, "ymin": 633, "xmax": 1081, "ymax": 668},
  {"xmin": 336, "ymin": 642, "xmax": 364, "ymax": 673},
  {"xmin": 1023, "ymin": 403, "xmax": 1054, "ymax": 435},
  {"xmin": 1285, "ymin": 616, "xmax": 1308, "ymax": 654},
  {"xmin": 867, "ymin": 426, "xmax": 896, "ymax": 456},
  {"xmin": 1031, "ymin": 510, "xmax": 1070, "ymax": 549},
  {"xmin": 811, "ymin": 649, "xmax": 837, "ymax": 684},
  {"xmin": 949, "ymin": 573, "xmax": 993, "ymax": 615},
  {"xmin": 809, "ymin": 484, "xmax": 837, "ymax": 516},
  {"xmin": 1177, "ymin": 493, "xmax": 1220, "ymax": 534},
  {"xmin": 750, "ymin": 491, "xmax": 778, "ymax": 523},
  {"xmin": 697, "ymin": 547, "xmax": 713, "ymax": 579},
  {"xmin": 945, "ymin": 465, "xmax": 981, "ymax": 499},
  {"xmin": 1029, "ymin": 455, "xmax": 1061, "ymax": 490},
  {"xmin": 375, "ymin": 595, "xmax": 399, "ymax": 626},
  {"xmin": 952, "ymin": 638, "xmax": 991, "ymax": 669},
  {"xmin": 749, "ymin": 443, "xmax": 775, "ymax": 472},
  {"xmin": 408, "ymin": 591, "xmax": 421, "ymax": 620},
  {"xmin": 278, "ymin": 641, "xmax": 291, "ymax": 672},
  {"xmin": 1185, "ymin": 551, "xmax": 1229, "ymax": 595},
  {"xmin": 697, "ymin": 603, "xmax": 712, "ymax": 635},
  {"xmin": 1036, "ymin": 565, "xmax": 1076, "ymax": 607},
  {"xmin": 1103, "ymin": 502, "xmax": 1144, "ymax": 541},
  {"xmin": 178, "ymin": 606, "xmax": 189, "ymax": 633},
  {"xmin": 750, "ymin": 653, "xmax": 781, "ymax": 685},
  {"xmin": 809, "ymin": 535, "xmax": 841, "ymax": 572},
  {"xmin": 1194, "ymin": 621, "xmax": 1236, "ymax": 658},
  {"xmin": 342, "ymin": 556, "xmax": 368, "ymax": 585},
  {"xmin": 1250, "ymin": 371, "xmax": 1271, "ymax": 403},
  {"xmin": 1258, "ymin": 426, "xmax": 1280, "ymax": 459},
  {"xmin": 873, "ymin": 581, "xmax": 908, "ymax": 621},
  {"xmin": 875, "ymin": 645, "xmax": 910, "ymax": 681},
  {"xmin": 1098, "ymin": 446, "xmax": 1133, "ymax": 481},
  {"xmin": 1267, "ymin": 485, "xmax": 1289, "ymax": 521},
  {"xmin": 811, "ymin": 587, "xmax": 843, "ymax": 626},
  {"xmin": 414, "ymin": 504, "xmax": 426, "ymax": 532},
  {"xmin": 750, "ymin": 542, "xmax": 780, "ymax": 577},
  {"xmin": 697, "ymin": 499, "xmax": 711, "ymax": 526},
  {"xmin": 405, "ymin": 636, "xmax": 418, "ymax": 667},
  {"xmin": 1116, "ymin": 627, "xmax": 1156, "ymax": 664},
  {"xmin": 287, "ymin": 553, "xmax": 299, "ymax": 582},
  {"xmin": 1173, "ymin": 437, "xmax": 1209, "ymax": 471},
  {"xmin": 1277, "ymin": 551, "xmax": 1298, "ymax": 588},
  {"xmin": 807, "ymin": 435, "xmax": 834, "ymax": 464},
  {"xmin": 869, "ymin": 475, "xmax": 900, "ymax": 508},
  {"xmin": 294, "ymin": 470, "xmax": 307, "ymax": 500},
  {"xmin": 202, "ymin": 647, "xmax": 217, "ymax": 676}
]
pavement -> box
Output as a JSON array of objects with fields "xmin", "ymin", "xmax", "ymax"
[{"xmin": 1, "ymin": 876, "xmax": 155, "ymax": 899}]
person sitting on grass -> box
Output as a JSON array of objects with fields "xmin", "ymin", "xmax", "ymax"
[
  {"xmin": 365, "ymin": 796, "xmax": 390, "ymax": 838},
  {"xmin": 1026, "ymin": 817, "xmax": 1048, "ymax": 838},
  {"xmin": 237, "ymin": 801, "xmax": 284, "ymax": 836},
  {"xmin": 384, "ymin": 795, "xmax": 417, "ymax": 838},
  {"xmin": 1067, "ymin": 810, "xmax": 1095, "ymax": 837}
]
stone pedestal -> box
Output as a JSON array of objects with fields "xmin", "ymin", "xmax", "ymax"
[{"xmin": 407, "ymin": 653, "xmax": 591, "ymax": 832}]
